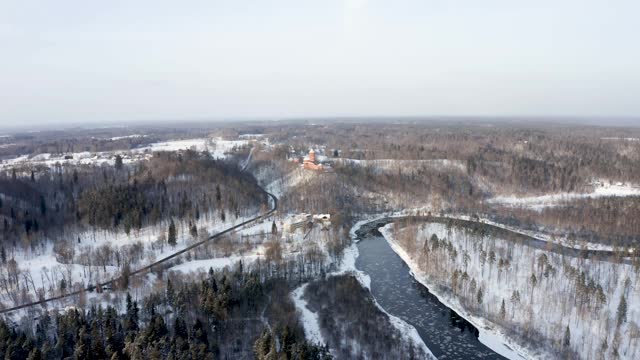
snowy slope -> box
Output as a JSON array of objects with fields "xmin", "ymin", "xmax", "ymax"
[
  {"xmin": 382, "ymin": 222, "xmax": 640, "ymax": 360},
  {"xmin": 488, "ymin": 181, "xmax": 640, "ymax": 210},
  {"xmin": 291, "ymin": 220, "xmax": 436, "ymax": 359},
  {"xmin": 292, "ymin": 284, "xmax": 326, "ymax": 346}
]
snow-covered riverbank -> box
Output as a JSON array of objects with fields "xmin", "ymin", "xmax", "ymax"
[
  {"xmin": 380, "ymin": 219, "xmax": 640, "ymax": 360},
  {"xmin": 291, "ymin": 219, "xmax": 435, "ymax": 359},
  {"xmin": 379, "ymin": 223, "xmax": 536, "ymax": 360}
]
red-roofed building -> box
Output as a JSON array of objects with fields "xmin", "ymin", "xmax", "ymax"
[{"xmin": 303, "ymin": 149, "xmax": 324, "ymax": 171}]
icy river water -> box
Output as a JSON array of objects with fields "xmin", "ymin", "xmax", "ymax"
[{"xmin": 354, "ymin": 219, "xmax": 506, "ymax": 360}]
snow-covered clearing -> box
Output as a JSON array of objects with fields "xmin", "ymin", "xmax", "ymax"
[
  {"xmin": 0, "ymin": 151, "xmax": 147, "ymax": 170},
  {"xmin": 169, "ymin": 255, "xmax": 261, "ymax": 273},
  {"xmin": 135, "ymin": 137, "xmax": 247, "ymax": 159},
  {"xmin": 3, "ymin": 210, "xmax": 278, "ymax": 321},
  {"xmin": 14, "ymin": 243, "xmax": 119, "ymax": 296},
  {"xmin": 3, "ymin": 209, "xmax": 260, "ymax": 310},
  {"xmin": 601, "ymin": 137, "xmax": 640, "ymax": 142},
  {"xmin": 67, "ymin": 206, "xmax": 257, "ymax": 251},
  {"xmin": 0, "ymin": 137, "xmax": 248, "ymax": 171},
  {"xmin": 488, "ymin": 181, "xmax": 640, "ymax": 210},
  {"xmin": 239, "ymin": 134, "xmax": 266, "ymax": 139},
  {"xmin": 109, "ymin": 134, "xmax": 147, "ymax": 141},
  {"xmin": 292, "ymin": 284, "xmax": 325, "ymax": 346}
]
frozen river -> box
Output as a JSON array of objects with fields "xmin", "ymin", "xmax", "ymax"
[{"xmin": 355, "ymin": 219, "xmax": 506, "ymax": 359}]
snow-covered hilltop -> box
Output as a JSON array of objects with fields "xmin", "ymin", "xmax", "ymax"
[{"xmin": 0, "ymin": 137, "xmax": 249, "ymax": 171}]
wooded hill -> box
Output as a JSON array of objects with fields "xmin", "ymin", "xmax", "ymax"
[
  {"xmin": 0, "ymin": 266, "xmax": 331, "ymax": 360},
  {"xmin": 0, "ymin": 150, "xmax": 266, "ymax": 249}
]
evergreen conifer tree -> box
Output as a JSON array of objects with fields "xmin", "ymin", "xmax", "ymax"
[
  {"xmin": 168, "ymin": 219, "xmax": 177, "ymax": 247},
  {"xmin": 617, "ymin": 295, "xmax": 627, "ymax": 326},
  {"xmin": 563, "ymin": 325, "xmax": 570, "ymax": 349}
]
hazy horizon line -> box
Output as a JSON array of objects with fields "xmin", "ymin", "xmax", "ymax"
[{"xmin": 2, "ymin": 115, "xmax": 639, "ymax": 133}]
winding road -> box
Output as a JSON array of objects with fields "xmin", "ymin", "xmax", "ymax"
[
  {"xmin": 0, "ymin": 154, "xmax": 277, "ymax": 315},
  {"xmin": 382, "ymin": 215, "xmax": 638, "ymax": 262}
]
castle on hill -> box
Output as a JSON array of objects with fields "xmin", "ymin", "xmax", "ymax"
[{"xmin": 303, "ymin": 149, "xmax": 324, "ymax": 171}]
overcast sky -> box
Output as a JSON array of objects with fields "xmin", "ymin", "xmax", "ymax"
[{"xmin": 1, "ymin": 0, "xmax": 639, "ymax": 126}]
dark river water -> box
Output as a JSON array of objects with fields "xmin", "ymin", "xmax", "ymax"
[{"xmin": 354, "ymin": 219, "xmax": 506, "ymax": 360}]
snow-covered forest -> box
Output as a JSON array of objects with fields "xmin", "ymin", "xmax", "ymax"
[
  {"xmin": 383, "ymin": 219, "xmax": 640, "ymax": 359},
  {"xmin": 1, "ymin": 121, "xmax": 639, "ymax": 359}
]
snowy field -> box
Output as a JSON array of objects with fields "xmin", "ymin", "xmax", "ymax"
[
  {"xmin": 292, "ymin": 284, "xmax": 325, "ymax": 345},
  {"xmin": 168, "ymin": 254, "xmax": 261, "ymax": 273},
  {"xmin": 134, "ymin": 138, "xmax": 247, "ymax": 159},
  {"xmin": 109, "ymin": 134, "xmax": 147, "ymax": 141},
  {"xmin": 0, "ymin": 137, "xmax": 248, "ymax": 170},
  {"xmin": 1, "ymin": 208, "xmax": 291, "ymax": 324},
  {"xmin": 487, "ymin": 180, "xmax": 640, "ymax": 210},
  {"xmin": 2, "ymin": 207, "xmax": 261, "ymax": 310},
  {"xmin": 601, "ymin": 137, "xmax": 640, "ymax": 142}
]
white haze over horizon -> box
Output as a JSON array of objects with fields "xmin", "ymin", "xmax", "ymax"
[{"xmin": 1, "ymin": 0, "xmax": 639, "ymax": 127}]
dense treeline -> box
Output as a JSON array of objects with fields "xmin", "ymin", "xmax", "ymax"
[
  {"xmin": 268, "ymin": 122, "xmax": 640, "ymax": 246},
  {"xmin": 277, "ymin": 160, "xmax": 480, "ymax": 217},
  {"xmin": 304, "ymin": 275, "xmax": 427, "ymax": 360},
  {"xmin": 279, "ymin": 172, "xmax": 366, "ymax": 217},
  {"xmin": 78, "ymin": 151, "xmax": 265, "ymax": 232},
  {"xmin": 0, "ymin": 150, "xmax": 265, "ymax": 248},
  {"xmin": 390, "ymin": 221, "xmax": 624, "ymax": 359},
  {"xmin": 0, "ymin": 267, "xmax": 330, "ymax": 360},
  {"xmin": 0, "ymin": 133, "xmax": 158, "ymax": 159},
  {"xmin": 466, "ymin": 147, "xmax": 582, "ymax": 193},
  {"xmin": 272, "ymin": 122, "xmax": 640, "ymax": 189},
  {"xmin": 0, "ymin": 171, "xmax": 72, "ymax": 246},
  {"xmin": 337, "ymin": 162, "xmax": 481, "ymax": 209},
  {"xmin": 491, "ymin": 196, "xmax": 640, "ymax": 246}
]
